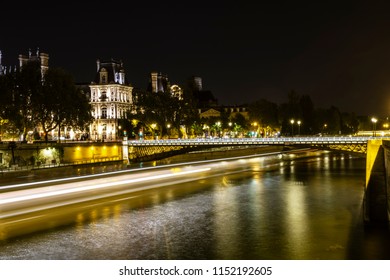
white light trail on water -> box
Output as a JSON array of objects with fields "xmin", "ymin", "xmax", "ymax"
[
  {"xmin": 0, "ymin": 151, "xmax": 284, "ymax": 191},
  {"xmin": 0, "ymin": 167, "xmax": 210, "ymax": 205}
]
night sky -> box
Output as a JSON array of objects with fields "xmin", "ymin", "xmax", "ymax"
[{"xmin": 1, "ymin": 1, "xmax": 390, "ymax": 116}]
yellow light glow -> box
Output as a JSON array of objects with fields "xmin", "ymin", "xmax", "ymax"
[{"xmin": 43, "ymin": 148, "xmax": 52, "ymax": 157}]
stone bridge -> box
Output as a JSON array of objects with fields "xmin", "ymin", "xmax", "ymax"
[{"xmin": 126, "ymin": 136, "xmax": 370, "ymax": 162}]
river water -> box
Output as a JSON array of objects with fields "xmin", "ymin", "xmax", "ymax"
[{"xmin": 1, "ymin": 150, "xmax": 390, "ymax": 260}]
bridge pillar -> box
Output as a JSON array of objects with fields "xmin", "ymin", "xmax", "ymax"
[
  {"xmin": 364, "ymin": 139, "xmax": 388, "ymax": 226},
  {"xmin": 122, "ymin": 138, "xmax": 129, "ymax": 164}
]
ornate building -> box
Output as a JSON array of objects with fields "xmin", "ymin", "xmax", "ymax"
[
  {"xmin": 148, "ymin": 71, "xmax": 170, "ymax": 93},
  {"xmin": 0, "ymin": 48, "xmax": 48, "ymax": 76},
  {"xmin": 18, "ymin": 48, "xmax": 49, "ymax": 77},
  {"xmin": 0, "ymin": 50, "xmax": 4, "ymax": 75},
  {"xmin": 89, "ymin": 59, "xmax": 133, "ymax": 141}
]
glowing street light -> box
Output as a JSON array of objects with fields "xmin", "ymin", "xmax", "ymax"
[
  {"xmin": 290, "ymin": 119, "xmax": 295, "ymax": 136},
  {"xmin": 251, "ymin": 122, "xmax": 258, "ymax": 138},
  {"xmin": 117, "ymin": 125, "xmax": 122, "ymax": 140},
  {"xmin": 215, "ymin": 121, "xmax": 221, "ymax": 137},
  {"xmin": 371, "ymin": 117, "xmax": 377, "ymax": 137},
  {"xmin": 297, "ymin": 120, "xmax": 301, "ymax": 135},
  {"xmin": 167, "ymin": 124, "xmax": 171, "ymax": 138}
]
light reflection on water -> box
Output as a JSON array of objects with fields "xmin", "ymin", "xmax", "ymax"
[{"xmin": 1, "ymin": 151, "xmax": 390, "ymax": 260}]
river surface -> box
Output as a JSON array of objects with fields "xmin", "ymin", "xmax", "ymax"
[{"xmin": 1, "ymin": 150, "xmax": 390, "ymax": 260}]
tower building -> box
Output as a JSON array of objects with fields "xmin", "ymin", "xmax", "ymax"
[
  {"xmin": 148, "ymin": 71, "xmax": 170, "ymax": 93},
  {"xmin": 89, "ymin": 58, "xmax": 133, "ymax": 141},
  {"xmin": 18, "ymin": 48, "xmax": 49, "ymax": 77}
]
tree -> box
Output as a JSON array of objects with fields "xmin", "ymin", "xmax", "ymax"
[
  {"xmin": 231, "ymin": 113, "xmax": 248, "ymax": 137},
  {"xmin": 32, "ymin": 67, "xmax": 92, "ymax": 142},
  {"xmin": 129, "ymin": 86, "xmax": 200, "ymax": 139},
  {"xmin": 0, "ymin": 73, "xmax": 15, "ymax": 140},
  {"xmin": 341, "ymin": 112, "xmax": 359, "ymax": 134},
  {"xmin": 0, "ymin": 63, "xmax": 92, "ymax": 142},
  {"xmin": 178, "ymin": 89, "xmax": 200, "ymax": 138},
  {"xmin": 2, "ymin": 61, "xmax": 42, "ymax": 140},
  {"xmin": 129, "ymin": 90, "xmax": 176, "ymax": 138},
  {"xmin": 314, "ymin": 106, "xmax": 342, "ymax": 135},
  {"xmin": 248, "ymin": 98, "xmax": 279, "ymax": 137},
  {"xmin": 299, "ymin": 95, "xmax": 315, "ymax": 134}
]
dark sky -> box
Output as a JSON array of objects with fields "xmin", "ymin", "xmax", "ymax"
[{"xmin": 2, "ymin": 1, "xmax": 390, "ymax": 116}]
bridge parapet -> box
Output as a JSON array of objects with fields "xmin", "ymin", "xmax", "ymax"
[
  {"xmin": 128, "ymin": 136, "xmax": 373, "ymax": 147},
  {"xmin": 364, "ymin": 139, "xmax": 390, "ymax": 226}
]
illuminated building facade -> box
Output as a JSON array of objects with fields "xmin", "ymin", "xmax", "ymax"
[
  {"xmin": 0, "ymin": 48, "xmax": 49, "ymax": 76},
  {"xmin": 147, "ymin": 71, "xmax": 183, "ymax": 99},
  {"xmin": 148, "ymin": 71, "xmax": 170, "ymax": 93},
  {"xmin": 18, "ymin": 48, "xmax": 49, "ymax": 77},
  {"xmin": 89, "ymin": 59, "xmax": 133, "ymax": 141},
  {"xmin": 170, "ymin": 84, "xmax": 183, "ymax": 100},
  {"xmin": 0, "ymin": 50, "xmax": 5, "ymax": 75}
]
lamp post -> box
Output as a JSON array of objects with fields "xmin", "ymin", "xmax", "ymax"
[
  {"xmin": 290, "ymin": 119, "xmax": 295, "ymax": 136},
  {"xmin": 251, "ymin": 122, "xmax": 258, "ymax": 137},
  {"xmin": 203, "ymin": 124, "xmax": 209, "ymax": 138},
  {"xmin": 216, "ymin": 121, "xmax": 221, "ymax": 138},
  {"xmin": 151, "ymin": 123, "xmax": 157, "ymax": 139},
  {"xmin": 167, "ymin": 124, "xmax": 171, "ymax": 138},
  {"xmin": 117, "ymin": 125, "xmax": 121, "ymax": 140},
  {"xmin": 371, "ymin": 117, "xmax": 377, "ymax": 137},
  {"xmin": 297, "ymin": 120, "xmax": 301, "ymax": 135}
]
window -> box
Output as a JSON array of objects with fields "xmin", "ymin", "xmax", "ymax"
[
  {"xmin": 101, "ymin": 107, "xmax": 107, "ymax": 119},
  {"xmin": 100, "ymin": 91, "xmax": 107, "ymax": 102}
]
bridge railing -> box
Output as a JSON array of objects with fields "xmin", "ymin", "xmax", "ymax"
[{"xmin": 128, "ymin": 136, "xmax": 380, "ymax": 146}]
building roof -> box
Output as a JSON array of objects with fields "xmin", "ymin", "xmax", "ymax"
[{"xmin": 93, "ymin": 58, "xmax": 130, "ymax": 85}]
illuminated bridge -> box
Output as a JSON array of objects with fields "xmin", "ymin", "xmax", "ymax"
[
  {"xmin": 127, "ymin": 136, "xmax": 372, "ymax": 159},
  {"xmin": 125, "ymin": 136, "xmax": 390, "ymax": 227}
]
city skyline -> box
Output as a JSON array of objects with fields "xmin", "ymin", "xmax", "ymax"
[{"xmin": 1, "ymin": 1, "xmax": 390, "ymax": 116}]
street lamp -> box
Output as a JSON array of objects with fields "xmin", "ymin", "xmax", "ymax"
[
  {"xmin": 290, "ymin": 119, "xmax": 295, "ymax": 136},
  {"xmin": 371, "ymin": 117, "xmax": 377, "ymax": 137},
  {"xmin": 167, "ymin": 124, "xmax": 171, "ymax": 138},
  {"xmin": 117, "ymin": 125, "xmax": 122, "ymax": 140},
  {"xmin": 203, "ymin": 124, "xmax": 210, "ymax": 138},
  {"xmin": 151, "ymin": 123, "xmax": 157, "ymax": 139},
  {"xmin": 251, "ymin": 122, "xmax": 258, "ymax": 137},
  {"xmin": 215, "ymin": 121, "xmax": 221, "ymax": 137},
  {"xmin": 297, "ymin": 120, "xmax": 301, "ymax": 135}
]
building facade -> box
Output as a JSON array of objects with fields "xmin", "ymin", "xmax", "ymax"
[
  {"xmin": 89, "ymin": 59, "xmax": 133, "ymax": 141},
  {"xmin": 0, "ymin": 48, "xmax": 49, "ymax": 77}
]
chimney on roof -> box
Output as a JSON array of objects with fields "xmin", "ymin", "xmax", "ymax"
[{"xmin": 96, "ymin": 59, "xmax": 100, "ymax": 72}]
